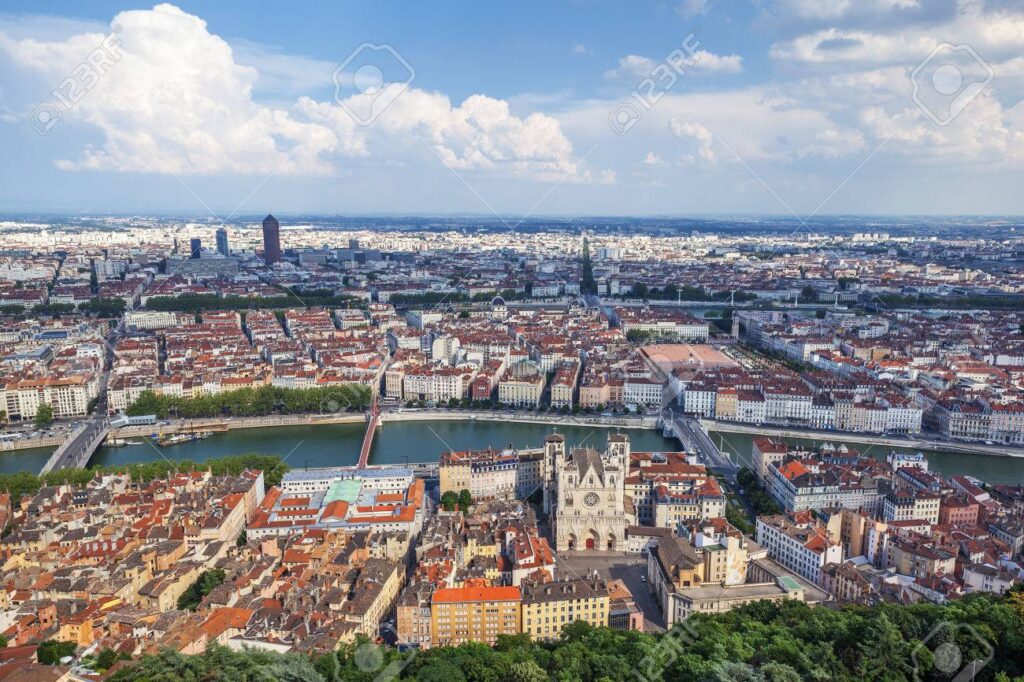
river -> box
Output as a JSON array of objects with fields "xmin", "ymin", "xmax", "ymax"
[
  {"xmin": 89, "ymin": 421, "xmax": 677, "ymax": 470},
  {"xmin": 5, "ymin": 420, "xmax": 1022, "ymax": 485},
  {"xmin": 707, "ymin": 429, "xmax": 1024, "ymax": 485}
]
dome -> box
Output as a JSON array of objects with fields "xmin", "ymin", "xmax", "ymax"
[{"xmin": 491, "ymin": 295, "xmax": 506, "ymax": 307}]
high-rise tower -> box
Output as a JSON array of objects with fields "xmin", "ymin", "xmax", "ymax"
[
  {"xmin": 215, "ymin": 227, "xmax": 229, "ymax": 257},
  {"xmin": 262, "ymin": 214, "xmax": 281, "ymax": 265}
]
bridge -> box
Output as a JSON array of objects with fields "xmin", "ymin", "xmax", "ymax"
[
  {"xmin": 356, "ymin": 398, "xmax": 381, "ymax": 469},
  {"xmin": 40, "ymin": 416, "xmax": 110, "ymax": 474},
  {"xmin": 664, "ymin": 409, "xmax": 739, "ymax": 481}
]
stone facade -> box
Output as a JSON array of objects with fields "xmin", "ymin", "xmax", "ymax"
[{"xmin": 552, "ymin": 434, "xmax": 632, "ymax": 552}]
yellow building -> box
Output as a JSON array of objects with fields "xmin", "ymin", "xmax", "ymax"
[
  {"xmin": 463, "ymin": 529, "xmax": 500, "ymax": 568},
  {"xmin": 714, "ymin": 388, "xmax": 737, "ymax": 420},
  {"xmin": 438, "ymin": 452, "xmax": 471, "ymax": 496},
  {"xmin": 430, "ymin": 585, "xmax": 521, "ymax": 647},
  {"xmin": 521, "ymin": 578, "xmax": 610, "ymax": 640}
]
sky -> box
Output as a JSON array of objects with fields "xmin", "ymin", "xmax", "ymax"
[{"xmin": 0, "ymin": 0, "xmax": 1023, "ymax": 218}]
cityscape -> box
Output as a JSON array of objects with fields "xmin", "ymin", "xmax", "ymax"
[{"xmin": 0, "ymin": 2, "xmax": 1023, "ymax": 682}]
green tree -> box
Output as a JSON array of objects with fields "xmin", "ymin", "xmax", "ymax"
[
  {"xmin": 440, "ymin": 491, "xmax": 459, "ymax": 512},
  {"xmin": 458, "ymin": 489, "xmax": 472, "ymax": 511},
  {"xmin": 95, "ymin": 648, "xmax": 123, "ymax": 671},
  {"xmin": 36, "ymin": 640, "xmax": 76, "ymax": 665},
  {"xmin": 507, "ymin": 660, "xmax": 547, "ymax": 682},
  {"xmin": 34, "ymin": 403, "xmax": 54, "ymax": 428},
  {"xmin": 177, "ymin": 568, "xmax": 227, "ymax": 610},
  {"xmin": 856, "ymin": 612, "xmax": 914, "ymax": 681}
]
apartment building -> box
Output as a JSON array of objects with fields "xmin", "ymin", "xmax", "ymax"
[
  {"xmin": 755, "ymin": 516, "xmax": 842, "ymax": 585},
  {"xmin": 883, "ymin": 490, "xmax": 941, "ymax": 524},
  {"xmin": 550, "ymin": 361, "xmax": 580, "ymax": 409},
  {"xmin": 439, "ymin": 449, "xmax": 519, "ymax": 501},
  {"xmin": 498, "ymin": 360, "xmax": 545, "ymax": 407},
  {"xmin": 2, "ymin": 376, "xmax": 94, "ymax": 420},
  {"xmin": 521, "ymin": 578, "xmax": 609, "ymax": 640},
  {"xmin": 430, "ymin": 586, "xmax": 521, "ymax": 647},
  {"xmin": 402, "ymin": 365, "xmax": 474, "ymax": 403}
]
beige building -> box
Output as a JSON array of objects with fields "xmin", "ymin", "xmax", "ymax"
[
  {"xmin": 340, "ymin": 559, "xmax": 403, "ymax": 639},
  {"xmin": 498, "ymin": 360, "xmax": 545, "ymax": 407},
  {"xmin": 550, "ymin": 361, "xmax": 580, "ymax": 409}
]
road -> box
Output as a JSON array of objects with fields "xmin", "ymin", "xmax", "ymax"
[
  {"xmin": 40, "ymin": 323, "xmax": 119, "ymax": 473},
  {"xmin": 558, "ymin": 550, "xmax": 665, "ymax": 632},
  {"xmin": 667, "ymin": 409, "xmax": 739, "ymax": 481},
  {"xmin": 41, "ymin": 372, "xmax": 111, "ymax": 473},
  {"xmin": 664, "ymin": 408, "xmax": 758, "ymax": 523}
]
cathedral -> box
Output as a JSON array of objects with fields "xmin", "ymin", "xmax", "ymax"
[{"xmin": 543, "ymin": 433, "xmax": 634, "ymax": 552}]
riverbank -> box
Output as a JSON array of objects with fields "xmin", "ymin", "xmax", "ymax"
[
  {"xmin": 108, "ymin": 409, "xmax": 659, "ymax": 438},
  {"xmin": 0, "ymin": 435, "xmax": 63, "ymax": 451},
  {"xmin": 110, "ymin": 413, "xmax": 365, "ymax": 437},
  {"xmin": 701, "ymin": 418, "xmax": 1024, "ymax": 459},
  {"xmin": 380, "ymin": 410, "xmax": 659, "ymax": 429}
]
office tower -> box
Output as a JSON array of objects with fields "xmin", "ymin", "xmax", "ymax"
[
  {"xmin": 262, "ymin": 214, "xmax": 281, "ymax": 265},
  {"xmin": 190, "ymin": 238, "xmax": 202, "ymax": 259},
  {"xmin": 215, "ymin": 227, "xmax": 229, "ymax": 257}
]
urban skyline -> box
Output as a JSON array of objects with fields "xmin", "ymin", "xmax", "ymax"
[{"xmin": 0, "ymin": 3, "xmax": 1022, "ymax": 681}]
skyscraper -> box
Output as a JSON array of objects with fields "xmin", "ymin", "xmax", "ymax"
[
  {"xmin": 215, "ymin": 227, "xmax": 229, "ymax": 257},
  {"xmin": 190, "ymin": 237, "xmax": 202, "ymax": 259},
  {"xmin": 262, "ymin": 214, "xmax": 281, "ymax": 265}
]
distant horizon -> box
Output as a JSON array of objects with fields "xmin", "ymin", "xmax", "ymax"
[{"xmin": 2, "ymin": 211, "xmax": 1023, "ymax": 222}]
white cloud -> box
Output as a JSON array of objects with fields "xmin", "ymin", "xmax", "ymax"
[
  {"xmin": 605, "ymin": 50, "xmax": 742, "ymax": 80},
  {"xmin": 604, "ymin": 55, "xmax": 656, "ymax": 80},
  {"xmin": 770, "ymin": 4, "xmax": 1024, "ymax": 65},
  {"xmin": 301, "ymin": 89, "xmax": 584, "ymax": 180},
  {"xmin": 231, "ymin": 39, "xmax": 336, "ymax": 97},
  {"xmin": 670, "ymin": 119, "xmax": 718, "ymax": 165},
  {"xmin": 775, "ymin": 0, "xmax": 922, "ymax": 22},
  {"xmin": 691, "ymin": 50, "xmax": 744, "ymax": 73},
  {"xmin": 571, "ymin": 43, "xmax": 590, "ymax": 56},
  {"xmin": 0, "ymin": 3, "xmax": 594, "ymax": 182},
  {"xmin": 860, "ymin": 95, "xmax": 1024, "ymax": 165},
  {"xmin": 676, "ymin": 0, "xmax": 713, "ymax": 18},
  {"xmin": 642, "ymin": 152, "xmax": 665, "ymax": 166},
  {"xmin": 2, "ymin": 3, "xmax": 342, "ymax": 175}
]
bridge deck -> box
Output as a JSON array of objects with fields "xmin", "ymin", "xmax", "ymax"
[{"xmin": 356, "ymin": 400, "xmax": 381, "ymax": 469}]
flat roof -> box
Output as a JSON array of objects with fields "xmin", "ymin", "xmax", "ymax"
[
  {"xmin": 282, "ymin": 466, "xmax": 412, "ymax": 482},
  {"xmin": 324, "ymin": 479, "xmax": 361, "ymax": 505}
]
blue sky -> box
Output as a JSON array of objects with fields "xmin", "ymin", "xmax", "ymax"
[{"xmin": 1, "ymin": 1, "xmax": 1023, "ymax": 217}]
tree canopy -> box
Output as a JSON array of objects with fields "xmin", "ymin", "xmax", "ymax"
[
  {"xmin": 0, "ymin": 453, "xmax": 287, "ymax": 501},
  {"xmin": 125, "ymin": 383, "xmax": 371, "ymax": 419},
  {"xmin": 107, "ymin": 592, "xmax": 1024, "ymax": 682}
]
